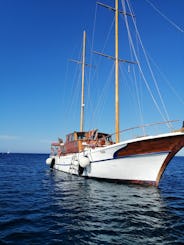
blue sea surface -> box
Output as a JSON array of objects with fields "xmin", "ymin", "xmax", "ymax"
[{"xmin": 0, "ymin": 153, "xmax": 183, "ymax": 244}]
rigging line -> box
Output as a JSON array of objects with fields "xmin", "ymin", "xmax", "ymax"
[
  {"xmin": 126, "ymin": 0, "xmax": 172, "ymax": 127},
  {"xmin": 126, "ymin": 19, "xmax": 145, "ymax": 133},
  {"xmin": 87, "ymin": 4, "xmax": 98, "ymax": 117},
  {"xmin": 102, "ymin": 16, "xmax": 115, "ymax": 53},
  {"xmin": 63, "ymin": 42, "xmax": 82, "ymax": 123},
  {"xmin": 67, "ymin": 67, "xmax": 81, "ymax": 121},
  {"xmin": 97, "ymin": 65, "xmax": 114, "ymax": 128},
  {"xmin": 89, "ymin": 3, "xmax": 98, "ymax": 89},
  {"xmin": 91, "ymin": 65, "xmax": 114, "ymax": 127},
  {"xmin": 145, "ymin": 0, "xmax": 184, "ymax": 33},
  {"xmin": 149, "ymin": 54, "xmax": 184, "ymax": 106},
  {"xmin": 121, "ymin": 0, "xmax": 168, "ymax": 125},
  {"xmin": 119, "ymin": 64, "xmax": 137, "ymax": 107},
  {"xmin": 125, "ymin": 0, "xmax": 172, "ymax": 126},
  {"xmin": 67, "ymin": 44, "xmax": 83, "ymax": 122},
  {"xmin": 62, "ymin": 61, "xmax": 69, "ymax": 118},
  {"xmin": 85, "ymin": 72, "xmax": 94, "ymax": 128},
  {"xmin": 87, "ymin": 14, "xmax": 115, "ymax": 128},
  {"xmin": 134, "ymin": 24, "xmax": 146, "ymax": 134},
  {"xmin": 119, "ymin": 62, "xmax": 142, "ymax": 123},
  {"xmin": 91, "ymin": 1, "xmax": 115, "ymax": 83},
  {"xmin": 89, "ymin": 8, "xmax": 116, "ymax": 129},
  {"xmin": 85, "ymin": 37, "xmax": 94, "ymax": 124},
  {"xmin": 70, "ymin": 42, "xmax": 83, "ymax": 92},
  {"xmin": 89, "ymin": 64, "xmax": 114, "ymax": 130},
  {"xmin": 91, "ymin": 15, "xmax": 115, "ymax": 85},
  {"xmin": 127, "ymin": 12, "xmax": 146, "ymax": 130}
]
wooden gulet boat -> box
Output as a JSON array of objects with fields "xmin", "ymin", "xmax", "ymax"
[{"xmin": 46, "ymin": 0, "xmax": 184, "ymax": 186}]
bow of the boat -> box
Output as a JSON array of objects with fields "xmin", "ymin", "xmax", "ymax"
[{"xmin": 85, "ymin": 131, "xmax": 184, "ymax": 186}]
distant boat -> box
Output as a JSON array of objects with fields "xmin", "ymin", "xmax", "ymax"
[{"xmin": 46, "ymin": 0, "xmax": 184, "ymax": 186}]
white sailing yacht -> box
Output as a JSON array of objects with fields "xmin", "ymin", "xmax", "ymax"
[{"xmin": 46, "ymin": 0, "xmax": 184, "ymax": 186}]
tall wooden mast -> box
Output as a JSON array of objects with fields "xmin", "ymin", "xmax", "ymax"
[
  {"xmin": 80, "ymin": 30, "xmax": 86, "ymax": 132},
  {"xmin": 95, "ymin": 1, "xmax": 136, "ymax": 142},
  {"xmin": 115, "ymin": 0, "xmax": 119, "ymax": 143}
]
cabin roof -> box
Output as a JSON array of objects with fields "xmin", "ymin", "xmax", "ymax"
[{"xmin": 66, "ymin": 131, "xmax": 111, "ymax": 137}]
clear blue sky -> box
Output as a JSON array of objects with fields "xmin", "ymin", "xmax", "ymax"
[{"xmin": 0, "ymin": 0, "xmax": 183, "ymax": 153}]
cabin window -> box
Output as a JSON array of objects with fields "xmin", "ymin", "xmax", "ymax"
[
  {"xmin": 107, "ymin": 136, "xmax": 112, "ymax": 142},
  {"xmin": 77, "ymin": 132, "xmax": 85, "ymax": 140},
  {"xmin": 67, "ymin": 134, "xmax": 75, "ymax": 142}
]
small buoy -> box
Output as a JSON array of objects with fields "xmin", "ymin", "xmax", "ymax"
[
  {"xmin": 79, "ymin": 156, "xmax": 90, "ymax": 168},
  {"xmin": 46, "ymin": 158, "xmax": 52, "ymax": 165}
]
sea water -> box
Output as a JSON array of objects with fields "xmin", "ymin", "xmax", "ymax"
[{"xmin": 0, "ymin": 153, "xmax": 183, "ymax": 244}]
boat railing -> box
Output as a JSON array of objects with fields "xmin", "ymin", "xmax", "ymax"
[{"xmin": 111, "ymin": 120, "xmax": 181, "ymax": 142}]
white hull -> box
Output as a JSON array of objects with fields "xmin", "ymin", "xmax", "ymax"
[
  {"xmin": 47, "ymin": 132, "xmax": 184, "ymax": 186},
  {"xmin": 54, "ymin": 151, "xmax": 168, "ymax": 183}
]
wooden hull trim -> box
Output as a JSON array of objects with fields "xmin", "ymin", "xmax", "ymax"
[{"xmin": 113, "ymin": 134, "xmax": 184, "ymax": 158}]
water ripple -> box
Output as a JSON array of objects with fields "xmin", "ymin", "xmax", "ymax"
[{"xmin": 0, "ymin": 154, "xmax": 184, "ymax": 244}]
